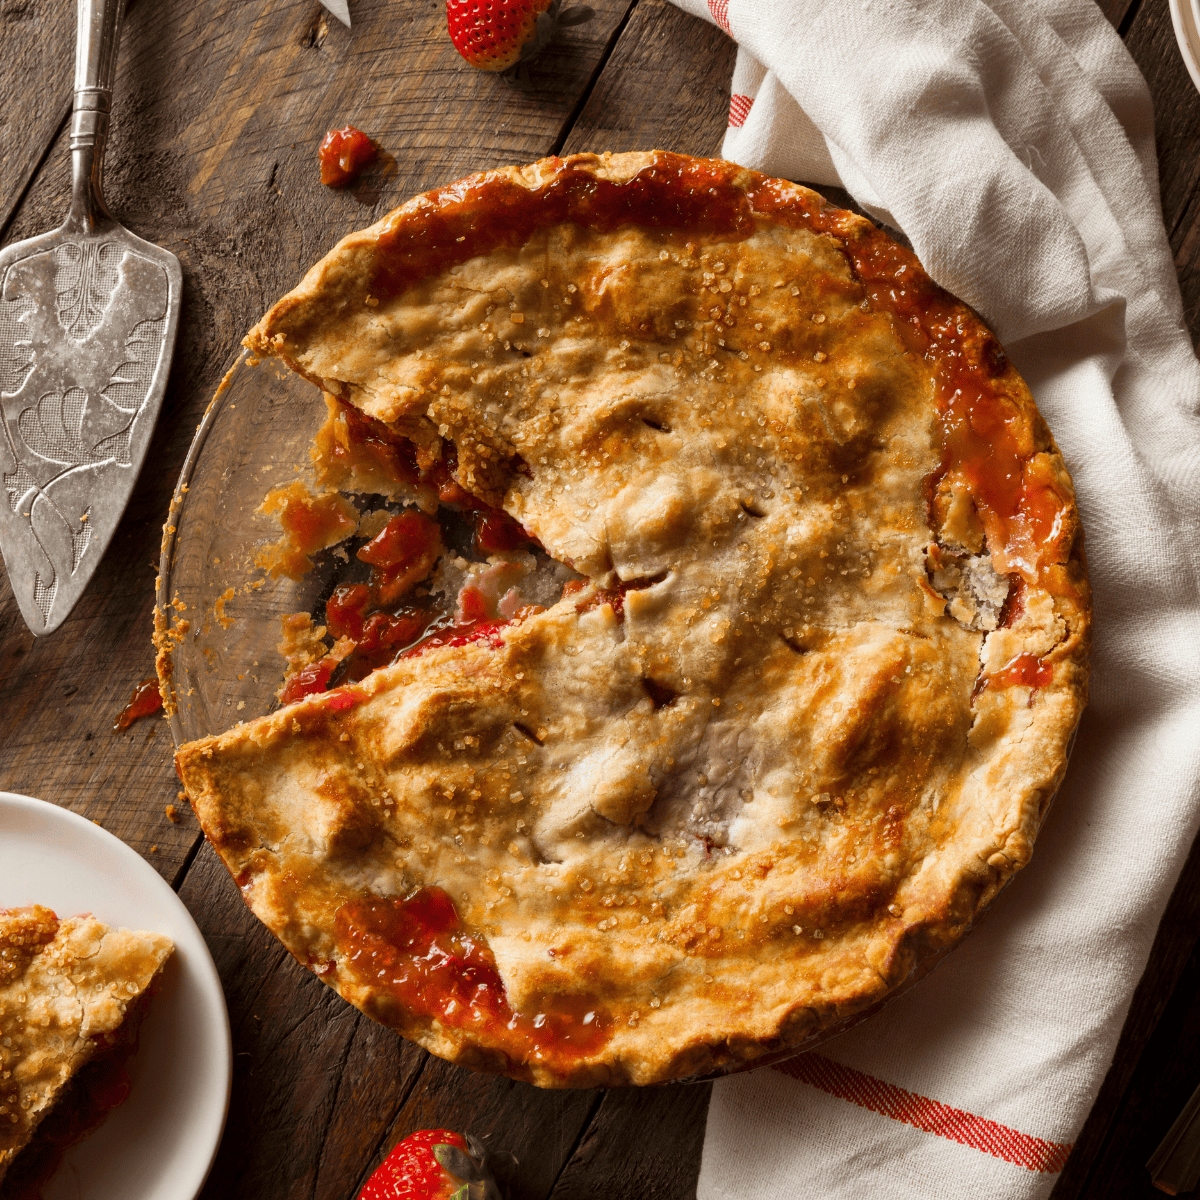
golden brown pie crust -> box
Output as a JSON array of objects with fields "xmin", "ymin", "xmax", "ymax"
[
  {"xmin": 174, "ymin": 151, "xmax": 1090, "ymax": 1087},
  {"xmin": 0, "ymin": 906, "xmax": 174, "ymax": 1180}
]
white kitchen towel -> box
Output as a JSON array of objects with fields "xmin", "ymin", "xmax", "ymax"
[{"xmin": 662, "ymin": 1, "xmax": 1200, "ymax": 1197}]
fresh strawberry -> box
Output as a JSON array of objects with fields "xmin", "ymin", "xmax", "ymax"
[
  {"xmin": 446, "ymin": 0, "xmax": 594, "ymax": 79},
  {"xmin": 357, "ymin": 1128, "xmax": 506, "ymax": 1200}
]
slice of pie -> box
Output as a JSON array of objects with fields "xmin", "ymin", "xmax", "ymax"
[
  {"xmin": 171, "ymin": 151, "xmax": 1090, "ymax": 1087},
  {"xmin": 0, "ymin": 906, "xmax": 174, "ymax": 1186}
]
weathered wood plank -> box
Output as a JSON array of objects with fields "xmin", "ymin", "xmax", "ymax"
[
  {"xmin": 559, "ymin": 0, "xmax": 734, "ymax": 157},
  {"xmin": 1124, "ymin": 0, "xmax": 1200, "ymax": 339},
  {"xmin": 0, "ymin": 0, "xmax": 73, "ymax": 237},
  {"xmin": 549, "ymin": 1082, "xmax": 712, "ymax": 1200}
]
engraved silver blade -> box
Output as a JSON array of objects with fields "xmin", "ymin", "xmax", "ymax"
[
  {"xmin": 0, "ymin": 0, "xmax": 182, "ymax": 635},
  {"xmin": 321, "ymin": 0, "xmax": 352, "ymax": 26},
  {"xmin": 0, "ymin": 225, "xmax": 180, "ymax": 633}
]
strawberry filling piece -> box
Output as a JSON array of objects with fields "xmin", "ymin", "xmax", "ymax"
[
  {"xmin": 275, "ymin": 402, "xmax": 586, "ymax": 704},
  {"xmin": 318, "ymin": 126, "xmax": 377, "ymax": 188},
  {"xmin": 335, "ymin": 888, "xmax": 611, "ymax": 1070},
  {"xmin": 357, "ymin": 511, "xmax": 443, "ymax": 606},
  {"xmin": 280, "ymin": 656, "xmax": 338, "ymax": 705}
]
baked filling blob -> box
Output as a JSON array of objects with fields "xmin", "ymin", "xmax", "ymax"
[{"xmin": 170, "ymin": 152, "xmax": 1090, "ymax": 1087}]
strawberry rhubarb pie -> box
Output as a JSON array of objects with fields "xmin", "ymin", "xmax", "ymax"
[
  {"xmin": 169, "ymin": 151, "xmax": 1090, "ymax": 1087},
  {"xmin": 0, "ymin": 906, "xmax": 173, "ymax": 1189}
]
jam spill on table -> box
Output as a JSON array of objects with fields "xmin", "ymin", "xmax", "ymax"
[
  {"xmin": 319, "ymin": 126, "xmax": 377, "ymax": 188},
  {"xmin": 335, "ymin": 887, "xmax": 610, "ymax": 1070},
  {"xmin": 113, "ymin": 678, "xmax": 162, "ymax": 731}
]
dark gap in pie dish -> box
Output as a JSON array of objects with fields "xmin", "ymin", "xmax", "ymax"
[{"xmin": 271, "ymin": 408, "xmax": 633, "ymax": 701}]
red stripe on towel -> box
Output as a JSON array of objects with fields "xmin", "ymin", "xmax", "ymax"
[
  {"xmin": 708, "ymin": 0, "xmax": 731, "ymax": 32},
  {"xmin": 728, "ymin": 94, "xmax": 753, "ymax": 128},
  {"xmin": 774, "ymin": 1054, "xmax": 1072, "ymax": 1174}
]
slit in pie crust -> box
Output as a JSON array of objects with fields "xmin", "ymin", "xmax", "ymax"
[{"xmin": 170, "ymin": 151, "xmax": 1090, "ymax": 1088}]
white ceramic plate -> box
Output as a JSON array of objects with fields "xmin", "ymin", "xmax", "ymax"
[
  {"xmin": 0, "ymin": 792, "xmax": 231, "ymax": 1200},
  {"xmin": 1170, "ymin": 0, "xmax": 1200, "ymax": 92}
]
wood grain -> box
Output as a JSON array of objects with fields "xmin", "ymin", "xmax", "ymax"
[
  {"xmin": 0, "ymin": 0, "xmax": 73, "ymax": 237},
  {"xmin": 559, "ymin": 0, "xmax": 734, "ymax": 157},
  {"xmin": 549, "ymin": 1082, "xmax": 712, "ymax": 1200},
  {"xmin": 1124, "ymin": 0, "xmax": 1200, "ymax": 343}
]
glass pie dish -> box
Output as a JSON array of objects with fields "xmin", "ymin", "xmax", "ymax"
[{"xmin": 157, "ymin": 351, "xmax": 337, "ymax": 745}]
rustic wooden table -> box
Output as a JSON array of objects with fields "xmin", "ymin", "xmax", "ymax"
[{"xmin": 0, "ymin": 0, "xmax": 1197, "ymax": 1196}]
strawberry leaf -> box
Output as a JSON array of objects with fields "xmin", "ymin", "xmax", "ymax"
[{"xmin": 434, "ymin": 1143, "xmax": 483, "ymax": 1181}]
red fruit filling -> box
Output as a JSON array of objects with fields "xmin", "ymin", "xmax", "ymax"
[
  {"xmin": 272, "ymin": 395, "xmax": 567, "ymax": 704},
  {"xmin": 336, "ymin": 887, "xmax": 610, "ymax": 1071},
  {"xmin": 357, "ymin": 511, "xmax": 443, "ymax": 606},
  {"xmin": 280, "ymin": 656, "xmax": 338, "ymax": 704},
  {"xmin": 319, "ymin": 126, "xmax": 377, "ymax": 188},
  {"xmin": 114, "ymin": 678, "xmax": 162, "ymax": 731},
  {"xmin": 474, "ymin": 506, "xmax": 537, "ymax": 555}
]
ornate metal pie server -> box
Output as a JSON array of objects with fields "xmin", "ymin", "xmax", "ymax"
[{"xmin": 0, "ymin": 0, "xmax": 181, "ymax": 635}]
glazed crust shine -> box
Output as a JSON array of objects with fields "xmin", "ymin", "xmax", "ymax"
[{"xmin": 176, "ymin": 151, "xmax": 1090, "ymax": 1088}]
